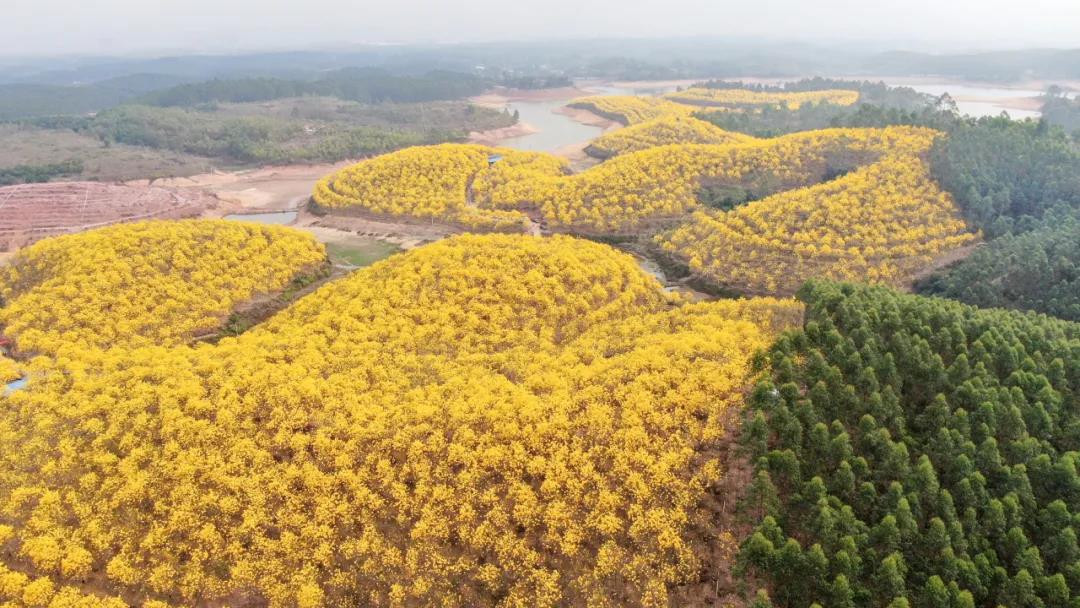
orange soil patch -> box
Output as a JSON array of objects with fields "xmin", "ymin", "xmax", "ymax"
[{"xmin": 0, "ymin": 182, "xmax": 217, "ymax": 251}]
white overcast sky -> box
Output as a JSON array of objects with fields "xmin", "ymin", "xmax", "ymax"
[{"xmin": 3, "ymin": 0, "xmax": 1079, "ymax": 57}]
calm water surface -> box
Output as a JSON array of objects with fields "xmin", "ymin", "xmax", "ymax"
[
  {"xmin": 224, "ymin": 211, "xmax": 298, "ymax": 225},
  {"xmin": 496, "ymin": 99, "xmax": 605, "ymax": 152}
]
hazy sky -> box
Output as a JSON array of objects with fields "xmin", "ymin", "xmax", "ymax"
[{"xmin": 4, "ymin": 0, "xmax": 1080, "ymax": 57}]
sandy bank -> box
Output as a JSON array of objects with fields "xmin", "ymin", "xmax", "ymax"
[
  {"xmin": 555, "ymin": 105, "xmax": 621, "ymax": 131},
  {"xmin": 468, "ymin": 122, "xmax": 539, "ymax": 146},
  {"xmin": 128, "ymin": 162, "xmax": 354, "ymax": 214}
]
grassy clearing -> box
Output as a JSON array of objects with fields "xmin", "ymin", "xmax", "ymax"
[{"xmin": 325, "ymin": 239, "xmax": 401, "ymax": 267}]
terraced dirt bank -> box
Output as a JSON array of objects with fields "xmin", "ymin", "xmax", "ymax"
[{"xmin": 0, "ymin": 181, "xmax": 218, "ymax": 251}]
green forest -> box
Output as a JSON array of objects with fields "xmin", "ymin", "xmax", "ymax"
[
  {"xmin": 0, "ymin": 68, "xmax": 516, "ymax": 179},
  {"xmin": 915, "ymin": 212, "xmax": 1079, "ymax": 322},
  {"xmin": 0, "ymin": 159, "xmax": 83, "ymax": 186},
  {"xmin": 0, "ymin": 98, "xmax": 514, "ymax": 176},
  {"xmin": 739, "ymin": 280, "xmax": 1080, "ymax": 607},
  {"xmin": 919, "ymin": 118, "xmax": 1080, "ymax": 321},
  {"xmin": 135, "ymin": 68, "xmax": 490, "ymax": 107},
  {"xmin": 80, "ymin": 102, "xmax": 502, "ymax": 164}
]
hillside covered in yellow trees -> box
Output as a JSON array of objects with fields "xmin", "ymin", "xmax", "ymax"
[
  {"xmin": 663, "ymin": 87, "xmax": 860, "ymax": 109},
  {"xmin": 585, "ymin": 115, "xmax": 754, "ymax": 158},
  {"xmin": 313, "ymin": 123, "xmax": 977, "ymax": 293},
  {"xmin": 0, "ymin": 229, "xmax": 800, "ymax": 607},
  {"xmin": 565, "ymin": 95, "xmax": 698, "ymax": 125},
  {"xmin": 657, "ymin": 153, "xmax": 977, "ymax": 293},
  {"xmin": 0, "ymin": 220, "xmax": 327, "ymax": 356}
]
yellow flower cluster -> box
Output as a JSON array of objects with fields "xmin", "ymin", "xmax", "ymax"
[
  {"xmin": 476, "ymin": 126, "xmax": 943, "ymax": 233},
  {"xmin": 453, "ymin": 206, "xmax": 530, "ymax": 231},
  {"xmin": 659, "ymin": 154, "xmax": 978, "ymax": 294},
  {"xmin": 0, "ymin": 220, "xmax": 326, "ymax": 355},
  {"xmin": 664, "ymin": 87, "xmax": 860, "ymax": 109},
  {"xmin": 0, "ymin": 561, "xmax": 129, "ymax": 608},
  {"xmin": 0, "ymin": 231, "xmax": 801, "ymax": 607},
  {"xmin": 0, "ymin": 357, "xmax": 20, "ymax": 384},
  {"xmin": 312, "ymin": 143, "xmax": 565, "ymax": 229},
  {"xmin": 567, "ymin": 96, "xmax": 696, "ymax": 125},
  {"xmin": 586, "ymin": 115, "xmax": 754, "ymax": 158}
]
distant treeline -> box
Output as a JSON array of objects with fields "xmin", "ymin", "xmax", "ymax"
[
  {"xmin": 0, "ymin": 74, "xmax": 189, "ymax": 121},
  {"xmin": 4, "ymin": 42, "xmax": 1080, "ymax": 93},
  {"xmin": 0, "ymin": 69, "xmax": 490, "ymax": 121},
  {"xmin": 136, "ymin": 69, "xmax": 489, "ymax": 107},
  {"xmin": 82, "ymin": 104, "xmax": 454, "ymax": 164},
  {"xmin": 868, "ymin": 48, "xmax": 1080, "ymax": 82},
  {"xmin": 0, "ymin": 159, "xmax": 83, "ymax": 186},
  {"xmin": 496, "ymin": 75, "xmax": 573, "ymax": 90}
]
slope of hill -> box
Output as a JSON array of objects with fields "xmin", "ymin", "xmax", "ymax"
[
  {"xmin": 0, "ymin": 229, "xmax": 801, "ymax": 606},
  {"xmin": 740, "ymin": 280, "xmax": 1080, "ymax": 607}
]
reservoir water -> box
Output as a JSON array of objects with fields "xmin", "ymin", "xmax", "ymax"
[
  {"xmin": 494, "ymin": 83, "xmax": 683, "ymax": 152},
  {"xmin": 224, "ymin": 211, "xmax": 298, "ymax": 225},
  {"xmin": 496, "ymin": 99, "xmax": 606, "ymax": 152},
  {"xmin": 886, "ymin": 81, "xmax": 1045, "ymax": 119}
]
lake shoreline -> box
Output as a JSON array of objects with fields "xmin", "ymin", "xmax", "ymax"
[{"xmin": 467, "ymin": 122, "xmax": 540, "ymax": 146}]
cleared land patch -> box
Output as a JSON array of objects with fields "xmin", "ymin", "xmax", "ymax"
[{"xmin": 0, "ymin": 181, "xmax": 219, "ymax": 251}]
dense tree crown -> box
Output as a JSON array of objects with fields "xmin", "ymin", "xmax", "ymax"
[
  {"xmin": 0, "ymin": 228, "xmax": 801, "ymax": 607},
  {"xmin": 658, "ymin": 153, "xmax": 975, "ymax": 294},
  {"xmin": 916, "ymin": 210, "xmax": 1080, "ymax": 322},
  {"xmin": 664, "ymin": 88, "xmax": 859, "ymax": 110},
  {"xmin": 312, "ymin": 143, "xmax": 565, "ymax": 231},
  {"xmin": 740, "ymin": 280, "xmax": 1080, "ymax": 607},
  {"xmin": 915, "ymin": 118, "xmax": 1080, "ymax": 319},
  {"xmin": 567, "ymin": 96, "xmax": 697, "ymax": 125},
  {"xmin": 586, "ymin": 115, "xmax": 753, "ymax": 159},
  {"xmin": 0, "ymin": 220, "xmax": 326, "ymax": 355}
]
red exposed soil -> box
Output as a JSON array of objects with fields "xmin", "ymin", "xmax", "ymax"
[{"xmin": 0, "ymin": 182, "xmax": 218, "ymax": 251}]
